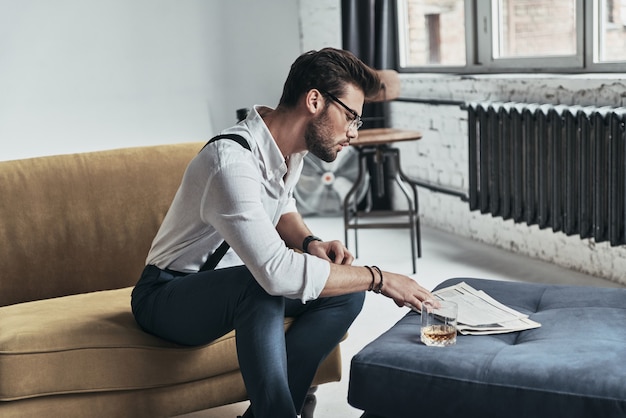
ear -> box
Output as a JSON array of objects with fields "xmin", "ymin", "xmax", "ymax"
[{"xmin": 304, "ymin": 89, "xmax": 323, "ymax": 115}]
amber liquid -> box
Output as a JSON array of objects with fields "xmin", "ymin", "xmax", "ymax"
[{"xmin": 421, "ymin": 324, "xmax": 457, "ymax": 346}]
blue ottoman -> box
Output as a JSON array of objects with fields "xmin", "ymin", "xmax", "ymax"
[{"xmin": 348, "ymin": 278, "xmax": 626, "ymax": 418}]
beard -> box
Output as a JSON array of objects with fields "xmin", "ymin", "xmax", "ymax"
[{"xmin": 304, "ymin": 107, "xmax": 340, "ymax": 162}]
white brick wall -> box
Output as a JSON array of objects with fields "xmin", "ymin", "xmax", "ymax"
[
  {"xmin": 393, "ymin": 77, "xmax": 626, "ymax": 286},
  {"xmin": 298, "ymin": 0, "xmax": 342, "ymax": 51},
  {"xmin": 298, "ymin": 1, "xmax": 626, "ymax": 286}
]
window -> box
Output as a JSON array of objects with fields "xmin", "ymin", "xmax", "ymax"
[
  {"xmin": 596, "ymin": 0, "xmax": 626, "ymax": 62},
  {"xmin": 397, "ymin": 0, "xmax": 468, "ymax": 68},
  {"xmin": 494, "ymin": 0, "xmax": 577, "ymax": 58},
  {"xmin": 397, "ymin": 0, "xmax": 626, "ymax": 72}
]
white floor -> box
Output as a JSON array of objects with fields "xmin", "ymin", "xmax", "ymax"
[{"xmin": 178, "ymin": 216, "xmax": 624, "ymax": 418}]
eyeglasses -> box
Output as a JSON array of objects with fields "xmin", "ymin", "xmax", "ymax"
[{"xmin": 320, "ymin": 90, "xmax": 363, "ymax": 131}]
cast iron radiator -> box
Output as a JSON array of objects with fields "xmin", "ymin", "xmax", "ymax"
[{"xmin": 466, "ymin": 101, "xmax": 626, "ymax": 246}]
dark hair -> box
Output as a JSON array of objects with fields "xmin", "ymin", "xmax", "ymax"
[{"xmin": 278, "ymin": 48, "xmax": 381, "ymax": 108}]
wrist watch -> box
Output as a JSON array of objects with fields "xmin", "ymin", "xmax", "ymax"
[{"xmin": 302, "ymin": 235, "xmax": 322, "ymax": 253}]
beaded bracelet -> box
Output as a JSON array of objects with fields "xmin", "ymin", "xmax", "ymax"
[
  {"xmin": 371, "ymin": 265, "xmax": 384, "ymax": 294},
  {"xmin": 364, "ymin": 266, "xmax": 376, "ymax": 291}
]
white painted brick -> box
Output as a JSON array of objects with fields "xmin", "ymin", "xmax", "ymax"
[
  {"xmin": 389, "ymin": 74, "xmax": 626, "ymax": 286},
  {"xmin": 298, "ymin": 0, "xmax": 342, "ymax": 51}
]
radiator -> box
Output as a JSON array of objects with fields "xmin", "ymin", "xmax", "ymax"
[{"xmin": 466, "ymin": 101, "xmax": 626, "ymax": 246}]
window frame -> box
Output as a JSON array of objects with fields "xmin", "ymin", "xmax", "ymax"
[{"xmin": 396, "ymin": 0, "xmax": 626, "ymax": 74}]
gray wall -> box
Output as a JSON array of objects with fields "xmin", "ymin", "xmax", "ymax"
[{"xmin": 0, "ymin": 0, "xmax": 301, "ymax": 161}]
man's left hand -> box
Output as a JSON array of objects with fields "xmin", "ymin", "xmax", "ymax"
[{"xmin": 307, "ymin": 240, "xmax": 354, "ymax": 265}]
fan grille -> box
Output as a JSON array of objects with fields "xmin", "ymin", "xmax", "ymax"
[{"xmin": 294, "ymin": 148, "xmax": 368, "ymax": 216}]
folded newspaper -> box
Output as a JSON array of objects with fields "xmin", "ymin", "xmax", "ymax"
[{"xmin": 431, "ymin": 281, "xmax": 541, "ymax": 335}]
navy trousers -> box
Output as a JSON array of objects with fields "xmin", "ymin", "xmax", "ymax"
[{"xmin": 131, "ymin": 264, "xmax": 365, "ymax": 418}]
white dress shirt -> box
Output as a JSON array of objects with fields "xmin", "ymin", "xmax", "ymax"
[{"xmin": 146, "ymin": 106, "xmax": 330, "ymax": 302}]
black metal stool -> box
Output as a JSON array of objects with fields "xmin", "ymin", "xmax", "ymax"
[{"xmin": 343, "ymin": 128, "xmax": 423, "ymax": 274}]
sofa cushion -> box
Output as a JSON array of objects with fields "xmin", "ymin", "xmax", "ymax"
[
  {"xmin": 0, "ymin": 143, "xmax": 201, "ymax": 307},
  {"xmin": 0, "ymin": 287, "xmax": 249, "ymax": 401}
]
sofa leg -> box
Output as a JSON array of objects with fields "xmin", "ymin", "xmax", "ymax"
[{"xmin": 301, "ymin": 386, "xmax": 318, "ymax": 418}]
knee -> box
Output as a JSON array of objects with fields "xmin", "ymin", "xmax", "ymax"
[
  {"xmin": 346, "ymin": 291, "xmax": 366, "ymax": 317},
  {"xmin": 332, "ymin": 291, "xmax": 365, "ymax": 321}
]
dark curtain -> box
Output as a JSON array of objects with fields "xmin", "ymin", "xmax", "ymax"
[
  {"xmin": 342, "ymin": 0, "xmax": 397, "ymax": 130},
  {"xmin": 342, "ymin": 0, "xmax": 399, "ymax": 209},
  {"xmin": 342, "ymin": 0, "xmax": 398, "ymax": 71}
]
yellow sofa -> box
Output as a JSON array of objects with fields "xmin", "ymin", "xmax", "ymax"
[{"xmin": 0, "ymin": 143, "xmax": 342, "ymax": 417}]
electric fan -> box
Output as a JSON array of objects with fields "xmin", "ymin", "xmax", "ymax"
[{"xmin": 294, "ymin": 147, "xmax": 368, "ymax": 216}]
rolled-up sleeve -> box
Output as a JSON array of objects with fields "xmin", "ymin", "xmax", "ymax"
[{"xmin": 281, "ymin": 196, "xmax": 299, "ymax": 215}]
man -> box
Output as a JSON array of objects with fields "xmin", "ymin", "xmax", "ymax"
[{"xmin": 131, "ymin": 48, "xmax": 434, "ymax": 418}]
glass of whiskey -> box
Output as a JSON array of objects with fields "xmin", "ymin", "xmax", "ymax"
[{"xmin": 420, "ymin": 300, "xmax": 458, "ymax": 347}]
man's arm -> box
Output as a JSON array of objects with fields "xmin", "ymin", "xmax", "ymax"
[
  {"xmin": 276, "ymin": 212, "xmax": 433, "ymax": 309},
  {"xmin": 275, "ymin": 211, "xmax": 314, "ymax": 250},
  {"xmin": 322, "ymin": 263, "xmax": 433, "ymax": 310},
  {"xmin": 276, "ymin": 212, "xmax": 353, "ymax": 264}
]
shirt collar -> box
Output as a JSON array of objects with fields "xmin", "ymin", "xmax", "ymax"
[{"xmin": 247, "ymin": 105, "xmax": 305, "ymax": 181}]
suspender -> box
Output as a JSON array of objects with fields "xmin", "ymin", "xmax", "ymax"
[
  {"xmin": 200, "ymin": 133, "xmax": 251, "ymax": 153},
  {"xmin": 199, "ymin": 134, "xmax": 251, "ymax": 272}
]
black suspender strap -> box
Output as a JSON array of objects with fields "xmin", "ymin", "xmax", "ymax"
[
  {"xmin": 200, "ymin": 240, "xmax": 232, "ymax": 272},
  {"xmin": 198, "ymin": 133, "xmax": 251, "ymax": 272},
  {"xmin": 200, "ymin": 133, "xmax": 251, "ymax": 152}
]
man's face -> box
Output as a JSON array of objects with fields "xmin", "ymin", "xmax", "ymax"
[
  {"xmin": 304, "ymin": 105, "xmax": 337, "ymax": 162},
  {"xmin": 305, "ymin": 84, "xmax": 364, "ymax": 162}
]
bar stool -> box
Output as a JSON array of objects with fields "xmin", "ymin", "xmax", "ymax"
[
  {"xmin": 343, "ymin": 128, "xmax": 423, "ymax": 274},
  {"xmin": 341, "ymin": 69, "xmax": 423, "ymax": 273}
]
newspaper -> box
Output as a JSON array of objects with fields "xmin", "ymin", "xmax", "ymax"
[{"xmin": 431, "ymin": 281, "xmax": 541, "ymax": 335}]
